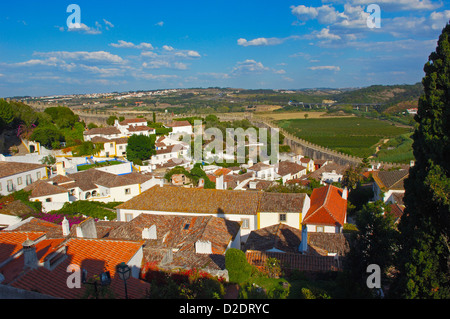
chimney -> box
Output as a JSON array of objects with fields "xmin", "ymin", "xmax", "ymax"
[
  {"xmin": 299, "ymin": 227, "xmax": 308, "ymax": 253},
  {"xmin": 216, "ymin": 174, "xmax": 224, "ymax": 190},
  {"xmin": 56, "ymin": 162, "xmax": 66, "ymax": 176},
  {"xmin": 195, "ymin": 240, "xmax": 212, "ymax": 254},
  {"xmin": 142, "ymin": 225, "xmax": 157, "ymax": 240},
  {"xmin": 62, "ymin": 217, "xmax": 70, "ymax": 236},
  {"xmin": 342, "ymin": 187, "xmax": 348, "ymax": 200},
  {"xmin": 75, "ymin": 217, "xmax": 97, "ymax": 239},
  {"xmin": 22, "ymin": 238, "xmax": 38, "ymax": 269}
]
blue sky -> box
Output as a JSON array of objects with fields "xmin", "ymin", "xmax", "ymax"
[{"xmin": 0, "ymin": 0, "xmax": 449, "ymax": 97}]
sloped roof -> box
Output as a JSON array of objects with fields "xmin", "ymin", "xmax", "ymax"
[
  {"xmin": 373, "ymin": 170, "xmax": 409, "ymax": 191},
  {"xmin": 277, "ymin": 161, "xmax": 307, "ymax": 176},
  {"xmin": 117, "ymin": 185, "xmax": 307, "ymax": 215},
  {"xmin": 0, "ymin": 231, "xmax": 47, "ymax": 264},
  {"xmin": 24, "ymin": 180, "xmax": 68, "ymax": 198},
  {"xmin": 119, "ymin": 118, "xmax": 147, "ymax": 125},
  {"xmin": 302, "ymin": 184, "xmax": 347, "ymax": 227},
  {"xmin": 166, "ymin": 120, "xmax": 192, "ymax": 128},
  {"xmin": 245, "ymin": 223, "xmax": 302, "ymax": 253},
  {"xmin": 248, "ymin": 162, "xmax": 272, "ymax": 172},
  {"xmin": 9, "ymin": 238, "xmax": 150, "ymax": 299},
  {"xmin": 307, "ymin": 162, "xmax": 349, "ymax": 181},
  {"xmin": 0, "ymin": 162, "xmax": 46, "ymax": 179},
  {"xmin": 83, "ymin": 127, "xmax": 121, "ymax": 136}
]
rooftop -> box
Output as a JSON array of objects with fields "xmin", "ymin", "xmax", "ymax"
[
  {"xmin": 302, "ymin": 184, "xmax": 347, "ymax": 227},
  {"xmin": 117, "ymin": 185, "xmax": 307, "ymax": 215},
  {"xmin": 0, "ymin": 162, "xmax": 46, "ymax": 179}
]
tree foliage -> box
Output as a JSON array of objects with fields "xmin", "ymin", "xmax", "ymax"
[
  {"xmin": 392, "ymin": 23, "xmax": 450, "ymax": 299},
  {"xmin": 126, "ymin": 134, "xmax": 156, "ymax": 164}
]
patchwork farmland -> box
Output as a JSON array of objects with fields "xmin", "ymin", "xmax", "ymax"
[{"xmin": 277, "ymin": 117, "xmax": 414, "ymax": 162}]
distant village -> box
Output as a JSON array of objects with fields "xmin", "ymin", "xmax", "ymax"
[{"xmin": 0, "ymin": 116, "xmax": 409, "ymax": 299}]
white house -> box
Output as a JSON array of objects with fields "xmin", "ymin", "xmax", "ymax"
[
  {"xmin": 116, "ymin": 185, "xmax": 310, "ymax": 243},
  {"xmin": 24, "ymin": 180, "xmax": 70, "ymax": 212},
  {"xmin": 148, "ymin": 144, "xmax": 189, "ymax": 166},
  {"xmin": 114, "ymin": 118, "xmax": 155, "ymax": 137},
  {"xmin": 90, "ymin": 137, "xmax": 129, "ymax": 158},
  {"xmin": 302, "ymin": 184, "xmax": 348, "ymax": 234},
  {"xmin": 47, "ymin": 169, "xmax": 156, "ymax": 203},
  {"xmin": 0, "ymin": 162, "xmax": 47, "ymax": 196},
  {"xmin": 274, "ymin": 161, "xmax": 308, "ymax": 184},
  {"xmin": 247, "ymin": 162, "xmax": 276, "ymax": 181},
  {"xmin": 372, "ymin": 169, "xmax": 409, "ymax": 203},
  {"xmin": 83, "ymin": 127, "xmax": 122, "ymax": 141},
  {"xmin": 165, "ymin": 120, "xmax": 193, "ymax": 136}
]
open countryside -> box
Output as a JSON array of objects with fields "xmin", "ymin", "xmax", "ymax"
[{"xmin": 277, "ymin": 117, "xmax": 414, "ymax": 162}]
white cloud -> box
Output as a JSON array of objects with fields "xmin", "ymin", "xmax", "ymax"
[
  {"xmin": 291, "ymin": 4, "xmax": 345, "ymax": 24},
  {"xmin": 67, "ymin": 23, "xmax": 102, "ymax": 35},
  {"xmin": 162, "ymin": 45, "xmax": 174, "ymax": 51},
  {"xmin": 308, "ymin": 65, "xmax": 341, "ymax": 71},
  {"xmin": 35, "ymin": 51, "xmax": 124, "ymax": 64},
  {"xmin": 155, "ymin": 21, "xmax": 164, "ymax": 27},
  {"xmin": 331, "ymin": 0, "xmax": 443, "ymax": 11},
  {"xmin": 110, "ymin": 40, "xmax": 154, "ymax": 50},
  {"xmin": 174, "ymin": 50, "xmax": 201, "ymax": 58},
  {"xmin": 103, "ymin": 19, "xmax": 114, "ymax": 28},
  {"xmin": 231, "ymin": 59, "xmax": 269, "ymax": 74},
  {"xmin": 313, "ymin": 28, "xmax": 342, "ymax": 40},
  {"xmin": 237, "ymin": 35, "xmax": 301, "ymax": 47}
]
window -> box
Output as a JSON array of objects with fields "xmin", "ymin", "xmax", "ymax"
[
  {"xmin": 17, "ymin": 177, "xmax": 22, "ymax": 185},
  {"xmin": 125, "ymin": 188, "xmax": 131, "ymax": 195},
  {"xmin": 7, "ymin": 180, "xmax": 13, "ymax": 192},
  {"xmin": 125, "ymin": 213, "xmax": 133, "ymax": 222},
  {"xmin": 279, "ymin": 213, "xmax": 287, "ymax": 223},
  {"xmin": 36, "ymin": 172, "xmax": 41, "ymax": 180},
  {"xmin": 184, "ymin": 223, "xmax": 190, "ymax": 230},
  {"xmin": 46, "ymin": 198, "xmax": 52, "ymax": 202},
  {"xmin": 241, "ymin": 218, "xmax": 250, "ymax": 229},
  {"xmin": 316, "ymin": 226, "xmax": 324, "ymax": 233},
  {"xmin": 26, "ymin": 174, "xmax": 32, "ymax": 185}
]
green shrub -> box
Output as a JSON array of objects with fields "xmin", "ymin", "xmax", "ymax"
[{"xmin": 225, "ymin": 249, "xmax": 253, "ymax": 284}]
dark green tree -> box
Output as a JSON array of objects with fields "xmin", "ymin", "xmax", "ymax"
[
  {"xmin": 30, "ymin": 125, "xmax": 64, "ymax": 149},
  {"xmin": 344, "ymin": 201, "xmax": 397, "ymax": 298},
  {"xmin": 0, "ymin": 99, "xmax": 14, "ymax": 132},
  {"xmin": 44, "ymin": 106, "xmax": 79, "ymax": 129},
  {"xmin": 126, "ymin": 134, "xmax": 156, "ymax": 165},
  {"xmin": 392, "ymin": 23, "xmax": 450, "ymax": 299},
  {"xmin": 106, "ymin": 115, "xmax": 118, "ymax": 126}
]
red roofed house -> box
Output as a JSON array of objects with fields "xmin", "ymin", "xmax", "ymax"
[
  {"xmin": 165, "ymin": 120, "xmax": 193, "ymax": 136},
  {"xmin": 0, "ymin": 219, "xmax": 150, "ymax": 299},
  {"xmin": 302, "ymin": 184, "xmax": 348, "ymax": 234}
]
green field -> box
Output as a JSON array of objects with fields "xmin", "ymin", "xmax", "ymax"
[{"xmin": 277, "ymin": 117, "xmax": 413, "ymax": 161}]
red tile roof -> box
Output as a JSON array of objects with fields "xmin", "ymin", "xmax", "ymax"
[
  {"xmin": 10, "ymin": 238, "xmax": 150, "ymax": 299},
  {"xmin": 246, "ymin": 250, "xmax": 341, "ymax": 272},
  {"xmin": 302, "ymin": 184, "xmax": 347, "ymax": 227},
  {"xmin": 0, "ymin": 231, "xmax": 47, "ymax": 263}
]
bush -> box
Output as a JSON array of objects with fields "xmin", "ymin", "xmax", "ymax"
[{"xmin": 225, "ymin": 249, "xmax": 254, "ymax": 284}]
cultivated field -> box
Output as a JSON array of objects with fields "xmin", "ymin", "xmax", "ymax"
[
  {"xmin": 277, "ymin": 117, "xmax": 413, "ymax": 161},
  {"xmin": 255, "ymin": 111, "xmax": 354, "ymax": 121}
]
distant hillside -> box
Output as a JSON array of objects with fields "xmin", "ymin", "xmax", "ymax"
[{"xmin": 333, "ymin": 83, "xmax": 423, "ymax": 110}]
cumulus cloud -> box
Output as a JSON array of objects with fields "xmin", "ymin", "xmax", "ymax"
[
  {"xmin": 308, "ymin": 65, "xmax": 341, "ymax": 71},
  {"xmin": 34, "ymin": 51, "xmax": 125, "ymax": 64},
  {"xmin": 231, "ymin": 59, "xmax": 269, "ymax": 74},
  {"xmin": 237, "ymin": 35, "xmax": 301, "ymax": 47},
  {"xmin": 110, "ymin": 40, "xmax": 154, "ymax": 50}
]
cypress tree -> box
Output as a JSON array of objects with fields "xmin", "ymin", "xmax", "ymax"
[{"xmin": 392, "ymin": 23, "xmax": 450, "ymax": 298}]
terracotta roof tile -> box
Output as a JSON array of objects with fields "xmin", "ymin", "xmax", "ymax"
[
  {"xmin": 10, "ymin": 238, "xmax": 149, "ymax": 299},
  {"xmin": 0, "ymin": 162, "xmax": 46, "ymax": 179},
  {"xmin": 302, "ymin": 184, "xmax": 347, "ymax": 227},
  {"xmin": 117, "ymin": 185, "xmax": 307, "ymax": 215}
]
